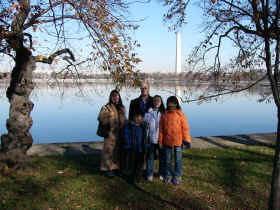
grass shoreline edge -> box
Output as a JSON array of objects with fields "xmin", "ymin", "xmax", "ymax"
[{"xmin": 27, "ymin": 132, "xmax": 276, "ymax": 157}]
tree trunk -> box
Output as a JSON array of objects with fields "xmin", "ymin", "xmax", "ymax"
[
  {"xmin": 0, "ymin": 47, "xmax": 35, "ymax": 167},
  {"xmin": 269, "ymin": 110, "xmax": 280, "ymax": 210}
]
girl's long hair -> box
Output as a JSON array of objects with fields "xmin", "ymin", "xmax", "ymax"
[
  {"xmin": 108, "ymin": 89, "xmax": 124, "ymax": 111},
  {"xmin": 166, "ymin": 96, "xmax": 181, "ymax": 110},
  {"xmin": 152, "ymin": 95, "xmax": 165, "ymax": 113}
]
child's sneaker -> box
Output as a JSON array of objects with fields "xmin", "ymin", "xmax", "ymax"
[
  {"xmin": 164, "ymin": 177, "xmax": 172, "ymax": 183},
  {"xmin": 172, "ymin": 179, "xmax": 180, "ymax": 185},
  {"xmin": 159, "ymin": 175, "xmax": 164, "ymax": 181},
  {"xmin": 147, "ymin": 176, "xmax": 153, "ymax": 182}
]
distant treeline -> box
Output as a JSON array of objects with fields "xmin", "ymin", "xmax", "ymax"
[
  {"xmin": 145, "ymin": 70, "xmax": 268, "ymax": 83},
  {"xmin": 0, "ymin": 69, "xmax": 268, "ymax": 83}
]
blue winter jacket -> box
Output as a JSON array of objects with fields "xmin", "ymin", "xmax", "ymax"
[{"xmin": 123, "ymin": 121, "xmax": 150, "ymax": 152}]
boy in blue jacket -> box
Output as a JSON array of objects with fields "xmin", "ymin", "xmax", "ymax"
[{"xmin": 123, "ymin": 112, "xmax": 150, "ymax": 184}]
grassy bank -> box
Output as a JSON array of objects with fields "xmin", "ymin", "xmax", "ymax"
[{"xmin": 0, "ymin": 146, "xmax": 274, "ymax": 210}]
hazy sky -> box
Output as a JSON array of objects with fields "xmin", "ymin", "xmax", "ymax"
[
  {"xmin": 129, "ymin": 1, "xmax": 205, "ymax": 73},
  {"xmin": 0, "ymin": 2, "xmax": 208, "ymax": 73}
]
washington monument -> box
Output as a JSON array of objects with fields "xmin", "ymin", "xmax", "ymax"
[
  {"xmin": 175, "ymin": 31, "xmax": 182, "ymax": 74},
  {"xmin": 175, "ymin": 31, "xmax": 182, "ymax": 100}
]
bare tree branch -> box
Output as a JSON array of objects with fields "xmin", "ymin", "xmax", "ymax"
[
  {"xmin": 183, "ymin": 74, "xmax": 267, "ymax": 103},
  {"xmin": 34, "ymin": 48, "xmax": 75, "ymax": 64}
]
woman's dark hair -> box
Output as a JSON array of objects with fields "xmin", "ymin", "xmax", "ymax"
[
  {"xmin": 166, "ymin": 96, "xmax": 181, "ymax": 110},
  {"xmin": 152, "ymin": 95, "xmax": 165, "ymax": 113},
  {"xmin": 133, "ymin": 111, "xmax": 144, "ymax": 119},
  {"xmin": 108, "ymin": 89, "xmax": 124, "ymax": 110}
]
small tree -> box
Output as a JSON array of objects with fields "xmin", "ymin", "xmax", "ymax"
[
  {"xmin": 0, "ymin": 0, "xmax": 141, "ymax": 168},
  {"xmin": 163, "ymin": 0, "xmax": 280, "ymax": 209}
]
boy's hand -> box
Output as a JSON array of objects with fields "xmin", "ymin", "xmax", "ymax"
[{"xmin": 183, "ymin": 141, "xmax": 191, "ymax": 149}]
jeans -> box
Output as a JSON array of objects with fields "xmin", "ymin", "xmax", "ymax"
[
  {"xmin": 131, "ymin": 152, "xmax": 145, "ymax": 183},
  {"xmin": 146, "ymin": 144, "xmax": 165, "ymax": 177},
  {"xmin": 165, "ymin": 145, "xmax": 182, "ymax": 179},
  {"xmin": 121, "ymin": 149, "xmax": 144, "ymax": 183}
]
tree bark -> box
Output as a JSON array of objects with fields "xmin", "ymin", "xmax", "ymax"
[
  {"xmin": 0, "ymin": 47, "xmax": 35, "ymax": 167},
  {"xmin": 269, "ymin": 111, "xmax": 280, "ymax": 210}
]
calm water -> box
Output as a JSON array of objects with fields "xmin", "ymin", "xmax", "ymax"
[{"xmin": 0, "ymin": 82, "xmax": 277, "ymax": 144}]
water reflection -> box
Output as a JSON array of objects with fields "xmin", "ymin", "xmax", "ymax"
[{"xmin": 0, "ymin": 82, "xmax": 276, "ymax": 144}]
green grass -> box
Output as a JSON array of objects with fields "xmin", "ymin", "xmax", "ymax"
[{"xmin": 0, "ymin": 146, "xmax": 274, "ymax": 210}]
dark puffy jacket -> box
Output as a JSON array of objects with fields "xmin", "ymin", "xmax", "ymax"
[
  {"xmin": 128, "ymin": 96, "xmax": 153, "ymax": 121},
  {"xmin": 123, "ymin": 121, "xmax": 150, "ymax": 152}
]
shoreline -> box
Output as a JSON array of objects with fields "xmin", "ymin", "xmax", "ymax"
[
  {"xmin": 27, "ymin": 132, "xmax": 276, "ymax": 156},
  {"xmin": 0, "ymin": 78, "xmax": 271, "ymax": 85}
]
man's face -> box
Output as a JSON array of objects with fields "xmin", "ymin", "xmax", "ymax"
[{"xmin": 140, "ymin": 83, "xmax": 149, "ymax": 97}]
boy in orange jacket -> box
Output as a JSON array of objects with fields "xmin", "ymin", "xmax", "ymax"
[{"xmin": 159, "ymin": 96, "xmax": 191, "ymax": 185}]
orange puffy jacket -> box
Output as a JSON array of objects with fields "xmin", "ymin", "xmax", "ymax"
[{"xmin": 158, "ymin": 109, "xmax": 191, "ymax": 147}]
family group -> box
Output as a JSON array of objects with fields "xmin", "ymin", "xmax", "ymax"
[{"xmin": 97, "ymin": 81, "xmax": 191, "ymax": 185}]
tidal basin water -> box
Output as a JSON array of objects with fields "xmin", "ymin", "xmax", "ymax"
[{"xmin": 0, "ymin": 82, "xmax": 277, "ymax": 144}]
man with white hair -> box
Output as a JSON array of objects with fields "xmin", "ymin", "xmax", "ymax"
[{"xmin": 129, "ymin": 81, "xmax": 153, "ymax": 121}]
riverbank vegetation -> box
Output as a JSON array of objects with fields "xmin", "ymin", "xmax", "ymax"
[
  {"xmin": 0, "ymin": 69, "xmax": 269, "ymax": 84},
  {"xmin": 0, "ymin": 146, "xmax": 273, "ymax": 209}
]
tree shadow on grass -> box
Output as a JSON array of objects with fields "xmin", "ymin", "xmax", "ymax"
[
  {"xmin": 131, "ymin": 184, "xmax": 208, "ymax": 210},
  {"xmin": 61, "ymin": 152, "xmax": 205, "ymax": 209},
  {"xmin": 55, "ymin": 143, "xmax": 273, "ymax": 209},
  {"xmin": 183, "ymin": 145, "xmax": 273, "ymax": 183},
  {"xmin": 62, "ymin": 144, "xmax": 102, "ymax": 156},
  {"xmin": 0, "ymin": 172, "xmax": 70, "ymax": 209},
  {"xmin": 196, "ymin": 135, "xmax": 275, "ymax": 150},
  {"xmin": 45, "ymin": 151, "xmax": 209, "ymax": 210},
  {"xmin": 1, "ymin": 143, "xmax": 273, "ymax": 210},
  {"xmin": 48, "ymin": 151, "xmax": 102, "ymax": 176},
  {"xmin": 217, "ymin": 160, "xmax": 270, "ymax": 209},
  {"xmin": 184, "ymin": 147, "xmax": 273, "ymax": 162},
  {"xmin": 219, "ymin": 134, "xmax": 275, "ymax": 148},
  {"xmin": 182, "ymin": 147, "xmax": 272, "ymax": 209},
  {"xmin": 1, "ymin": 150, "xmax": 103, "ymax": 209}
]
